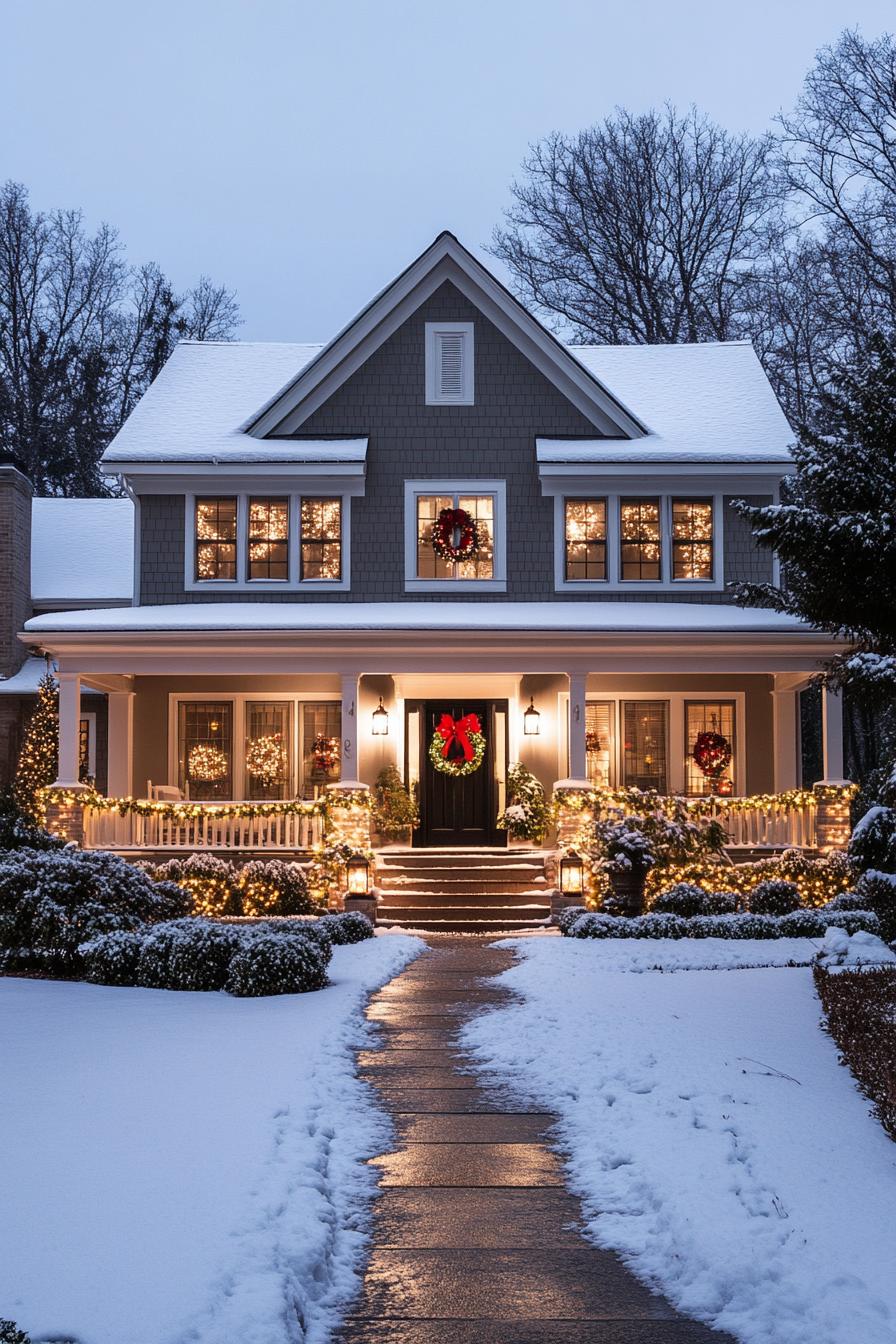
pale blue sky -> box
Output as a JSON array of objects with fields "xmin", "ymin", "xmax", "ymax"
[{"xmin": 3, "ymin": 0, "xmax": 894, "ymax": 340}]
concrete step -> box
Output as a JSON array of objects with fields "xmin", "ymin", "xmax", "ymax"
[
  {"xmin": 377, "ymin": 875, "xmax": 548, "ymax": 895},
  {"xmin": 377, "ymin": 850, "xmax": 548, "ymax": 869},
  {"xmin": 377, "ymin": 915, "xmax": 550, "ymax": 933},
  {"xmin": 377, "ymin": 890, "xmax": 549, "ymax": 909},
  {"xmin": 379, "ymin": 903, "xmax": 550, "ymax": 923}
]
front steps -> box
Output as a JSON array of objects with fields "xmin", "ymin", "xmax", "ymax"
[{"xmin": 375, "ymin": 848, "xmax": 552, "ymax": 933}]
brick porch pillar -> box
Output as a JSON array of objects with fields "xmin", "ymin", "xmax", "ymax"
[{"xmin": 814, "ymin": 782, "xmax": 854, "ymax": 852}]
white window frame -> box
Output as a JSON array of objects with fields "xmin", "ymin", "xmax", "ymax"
[
  {"xmin": 425, "ymin": 321, "xmax": 474, "ymax": 405},
  {"xmin": 167, "ymin": 692, "xmax": 342, "ymax": 799},
  {"xmin": 79, "ymin": 712, "xmax": 97, "ymax": 779},
  {"xmin": 553, "ymin": 493, "xmax": 724, "ymax": 592},
  {"xmin": 184, "ymin": 492, "xmax": 351, "ymax": 592},
  {"xmin": 403, "ymin": 479, "xmax": 507, "ymax": 593}
]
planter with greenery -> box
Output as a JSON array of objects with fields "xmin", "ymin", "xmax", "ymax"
[
  {"xmin": 497, "ymin": 762, "xmax": 549, "ymax": 844},
  {"xmin": 372, "ymin": 765, "xmax": 419, "ymax": 844}
]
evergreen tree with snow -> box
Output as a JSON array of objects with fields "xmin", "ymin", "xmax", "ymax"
[{"xmin": 13, "ymin": 673, "xmax": 59, "ymax": 825}]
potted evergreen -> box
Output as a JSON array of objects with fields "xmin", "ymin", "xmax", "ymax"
[
  {"xmin": 593, "ymin": 818, "xmax": 656, "ymax": 916},
  {"xmin": 497, "ymin": 762, "xmax": 549, "ymax": 845},
  {"xmin": 372, "ymin": 765, "xmax": 419, "ymax": 846}
]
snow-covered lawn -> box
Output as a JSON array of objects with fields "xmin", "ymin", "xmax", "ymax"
[
  {"xmin": 462, "ymin": 936, "xmax": 896, "ymax": 1344},
  {"xmin": 0, "ymin": 932, "xmax": 423, "ymax": 1344}
]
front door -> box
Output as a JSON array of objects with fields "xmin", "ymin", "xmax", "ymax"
[{"xmin": 411, "ymin": 699, "xmax": 506, "ymax": 847}]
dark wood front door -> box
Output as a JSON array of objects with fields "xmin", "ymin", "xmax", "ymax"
[{"xmin": 412, "ymin": 700, "xmax": 506, "ymax": 848}]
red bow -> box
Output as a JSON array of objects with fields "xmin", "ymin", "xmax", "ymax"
[{"xmin": 436, "ymin": 712, "xmax": 482, "ymax": 762}]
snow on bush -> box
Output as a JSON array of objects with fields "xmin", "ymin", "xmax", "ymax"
[
  {"xmin": 652, "ymin": 882, "xmax": 738, "ymax": 916},
  {"xmin": 815, "ymin": 959, "xmax": 896, "ymax": 1141},
  {"xmin": 566, "ymin": 908, "xmax": 880, "ymax": 940},
  {"xmin": 814, "ymin": 927, "xmax": 896, "ymax": 971},
  {"xmin": 236, "ymin": 858, "xmax": 317, "ymax": 917},
  {"xmin": 225, "ymin": 930, "xmax": 329, "ymax": 996},
  {"xmin": 853, "ymin": 869, "xmax": 896, "ymax": 943},
  {"xmin": 553, "ymin": 903, "xmax": 589, "ymax": 934},
  {"xmin": 149, "ymin": 852, "xmax": 240, "ymax": 918},
  {"xmin": 749, "ymin": 878, "xmax": 801, "ymax": 915},
  {"xmin": 321, "ymin": 910, "xmax": 375, "ymax": 944},
  {"xmin": 168, "ymin": 920, "xmax": 245, "ymax": 991},
  {"xmin": 81, "ymin": 930, "xmax": 145, "ymax": 986},
  {"xmin": 849, "ymin": 804, "xmax": 896, "ymax": 873}
]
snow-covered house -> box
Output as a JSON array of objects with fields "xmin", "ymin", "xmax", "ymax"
[{"xmin": 8, "ymin": 235, "xmax": 850, "ymax": 879}]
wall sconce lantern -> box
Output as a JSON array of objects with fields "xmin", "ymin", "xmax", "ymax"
[
  {"xmin": 559, "ymin": 850, "xmax": 584, "ymax": 895},
  {"xmin": 371, "ymin": 697, "xmax": 389, "ymax": 736},
  {"xmin": 346, "ymin": 854, "xmax": 370, "ymax": 895},
  {"xmin": 523, "ymin": 696, "xmax": 541, "ymax": 736}
]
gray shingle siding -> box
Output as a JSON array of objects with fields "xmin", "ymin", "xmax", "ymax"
[{"xmin": 137, "ymin": 282, "xmax": 774, "ymax": 605}]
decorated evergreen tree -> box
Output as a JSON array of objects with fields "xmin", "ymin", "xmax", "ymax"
[{"xmin": 13, "ymin": 673, "xmax": 59, "ymax": 825}]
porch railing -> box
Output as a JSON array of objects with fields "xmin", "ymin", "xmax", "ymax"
[
  {"xmin": 83, "ymin": 803, "xmax": 324, "ymax": 852},
  {"xmin": 705, "ymin": 796, "xmax": 817, "ymax": 850}
]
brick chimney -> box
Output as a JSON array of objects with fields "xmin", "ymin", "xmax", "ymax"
[{"xmin": 0, "ymin": 455, "xmax": 33, "ymax": 679}]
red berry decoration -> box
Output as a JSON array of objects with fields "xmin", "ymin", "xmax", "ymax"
[
  {"xmin": 693, "ymin": 731, "xmax": 732, "ymax": 782},
  {"xmin": 432, "ymin": 507, "xmax": 481, "ymax": 562}
]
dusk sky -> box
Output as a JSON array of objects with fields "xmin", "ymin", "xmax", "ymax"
[{"xmin": 4, "ymin": 0, "xmax": 895, "ymax": 340}]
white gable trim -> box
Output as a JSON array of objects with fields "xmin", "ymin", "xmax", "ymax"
[{"xmin": 247, "ymin": 234, "xmax": 646, "ymax": 440}]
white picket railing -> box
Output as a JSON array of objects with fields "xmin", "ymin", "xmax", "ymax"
[
  {"xmin": 706, "ymin": 797, "xmax": 817, "ymax": 850},
  {"xmin": 83, "ymin": 804, "xmax": 324, "ymax": 852}
]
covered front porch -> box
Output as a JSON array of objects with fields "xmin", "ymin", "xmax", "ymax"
[{"xmin": 25, "ymin": 611, "xmax": 851, "ymax": 857}]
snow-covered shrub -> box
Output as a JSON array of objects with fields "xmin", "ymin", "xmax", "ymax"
[
  {"xmin": 854, "ymin": 870, "xmax": 896, "ymax": 943},
  {"xmin": 705, "ymin": 890, "xmax": 739, "ymax": 914},
  {"xmin": 0, "ymin": 788, "xmax": 64, "ymax": 852},
  {"xmin": 592, "ymin": 819, "xmax": 656, "ymax": 877},
  {"xmin": 236, "ymin": 859, "xmax": 317, "ymax": 917},
  {"xmin": 778, "ymin": 908, "xmax": 879, "ymax": 937},
  {"xmin": 225, "ymin": 931, "xmax": 329, "ymax": 996},
  {"xmin": 820, "ymin": 891, "xmax": 874, "ymax": 912},
  {"xmin": 555, "ymin": 903, "xmax": 588, "ymax": 934},
  {"xmin": 262, "ymin": 917, "xmax": 334, "ymax": 964},
  {"xmin": 497, "ymin": 763, "xmax": 549, "ymax": 843},
  {"xmin": 849, "ymin": 805, "xmax": 896, "ymax": 874},
  {"xmin": 80, "ymin": 930, "xmax": 145, "ymax": 986},
  {"xmin": 814, "ymin": 962, "xmax": 896, "ymax": 1141},
  {"xmin": 167, "ymin": 920, "xmax": 244, "ymax": 990},
  {"xmin": 652, "ymin": 882, "xmax": 710, "ymax": 916},
  {"xmin": 136, "ymin": 919, "xmax": 201, "ymax": 988},
  {"xmin": 569, "ymin": 912, "xmax": 621, "ymax": 938},
  {"xmin": 0, "ymin": 1320, "xmax": 31, "ymax": 1344},
  {"xmin": 749, "ymin": 879, "xmax": 800, "ymax": 915},
  {"xmin": 634, "ymin": 913, "xmax": 689, "ymax": 939},
  {"xmin": 150, "ymin": 853, "xmax": 240, "ymax": 917},
  {"xmin": 320, "ymin": 910, "xmax": 374, "ymax": 944}
]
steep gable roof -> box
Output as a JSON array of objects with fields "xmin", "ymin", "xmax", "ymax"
[{"xmin": 247, "ymin": 232, "xmax": 645, "ymax": 439}]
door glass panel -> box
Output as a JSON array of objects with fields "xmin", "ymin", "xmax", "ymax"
[
  {"xmin": 585, "ymin": 701, "xmax": 613, "ymax": 788},
  {"xmin": 178, "ymin": 702, "xmax": 232, "ymax": 800},
  {"xmin": 685, "ymin": 701, "xmax": 736, "ymax": 795},
  {"xmin": 245, "ymin": 701, "xmax": 292, "ymax": 799},
  {"xmin": 622, "ymin": 701, "xmax": 668, "ymax": 793},
  {"xmin": 301, "ymin": 702, "xmax": 342, "ymax": 797}
]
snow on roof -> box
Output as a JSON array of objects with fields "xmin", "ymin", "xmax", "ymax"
[
  {"xmin": 31, "ymin": 498, "xmax": 134, "ymax": 604},
  {"xmin": 0, "ymin": 658, "xmax": 102, "ymax": 695},
  {"xmin": 24, "ymin": 600, "xmax": 811, "ymax": 636},
  {"xmin": 100, "ymin": 335, "xmax": 791, "ymax": 468},
  {"xmin": 564, "ymin": 341, "xmax": 793, "ymax": 461},
  {"xmin": 100, "ymin": 341, "xmax": 332, "ymax": 465}
]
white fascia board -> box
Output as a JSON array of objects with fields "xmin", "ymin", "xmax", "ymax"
[
  {"xmin": 116, "ymin": 466, "xmax": 367, "ymax": 497},
  {"xmin": 247, "ymin": 235, "xmax": 646, "ymax": 440},
  {"xmin": 539, "ymin": 467, "xmax": 788, "ymax": 496}
]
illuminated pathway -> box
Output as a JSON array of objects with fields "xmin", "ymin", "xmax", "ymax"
[{"xmin": 338, "ymin": 938, "xmax": 731, "ymax": 1343}]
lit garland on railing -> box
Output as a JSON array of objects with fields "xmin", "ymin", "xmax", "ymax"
[
  {"xmin": 40, "ymin": 785, "xmax": 373, "ymax": 823},
  {"xmin": 553, "ymin": 783, "xmax": 856, "ymax": 818}
]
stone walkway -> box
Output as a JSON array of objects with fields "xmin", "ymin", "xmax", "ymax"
[{"xmin": 337, "ymin": 937, "xmax": 733, "ymax": 1343}]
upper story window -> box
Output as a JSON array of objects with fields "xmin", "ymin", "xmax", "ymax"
[
  {"xmin": 672, "ymin": 499, "xmax": 714, "ymax": 580},
  {"xmin": 404, "ymin": 480, "xmax": 506, "ymax": 592},
  {"xmin": 300, "ymin": 498, "xmax": 342, "ymax": 581},
  {"xmin": 248, "ymin": 498, "xmax": 289, "ymax": 581},
  {"xmin": 196, "ymin": 497, "xmax": 237, "ymax": 580},
  {"xmin": 620, "ymin": 498, "xmax": 662, "ymax": 580},
  {"xmin": 188, "ymin": 493, "xmax": 349, "ymax": 591},
  {"xmin": 564, "ymin": 499, "xmax": 607, "ymax": 581},
  {"xmin": 425, "ymin": 322, "xmax": 474, "ymax": 405}
]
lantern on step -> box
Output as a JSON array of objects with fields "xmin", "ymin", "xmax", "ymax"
[
  {"xmin": 523, "ymin": 696, "xmax": 541, "ymax": 735},
  {"xmin": 346, "ymin": 854, "xmax": 371, "ymax": 895},
  {"xmin": 372, "ymin": 696, "xmax": 389, "ymax": 736},
  {"xmin": 559, "ymin": 850, "xmax": 584, "ymax": 895}
]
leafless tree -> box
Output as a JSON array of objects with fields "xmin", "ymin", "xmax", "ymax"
[
  {"xmin": 0, "ymin": 181, "xmax": 240, "ymax": 495},
  {"xmin": 492, "ymin": 105, "xmax": 779, "ymax": 344}
]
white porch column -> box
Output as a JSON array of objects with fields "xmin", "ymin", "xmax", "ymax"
[
  {"xmin": 567, "ymin": 671, "xmax": 588, "ymax": 781},
  {"xmin": 772, "ymin": 682, "xmax": 801, "ymax": 792},
  {"xmin": 106, "ymin": 691, "xmax": 134, "ymax": 797},
  {"xmin": 821, "ymin": 685, "xmax": 846, "ymax": 782},
  {"xmin": 55, "ymin": 671, "xmax": 82, "ymax": 787},
  {"xmin": 340, "ymin": 672, "xmax": 360, "ymax": 784}
]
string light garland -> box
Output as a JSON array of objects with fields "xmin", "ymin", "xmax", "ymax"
[
  {"xmin": 245, "ymin": 733, "xmax": 287, "ymax": 785},
  {"xmin": 187, "ymin": 744, "xmax": 228, "ymax": 782},
  {"xmin": 553, "ymin": 783, "xmax": 856, "ymax": 818}
]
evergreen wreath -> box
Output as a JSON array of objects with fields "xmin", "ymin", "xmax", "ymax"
[
  {"xmin": 431, "ymin": 507, "xmax": 481, "ymax": 563},
  {"xmin": 429, "ymin": 712, "xmax": 486, "ymax": 777},
  {"xmin": 692, "ymin": 731, "xmax": 732, "ymax": 780}
]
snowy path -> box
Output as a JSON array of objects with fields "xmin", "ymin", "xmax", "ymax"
[
  {"xmin": 461, "ymin": 937, "xmax": 896, "ymax": 1344},
  {"xmin": 0, "ymin": 933, "xmax": 424, "ymax": 1344}
]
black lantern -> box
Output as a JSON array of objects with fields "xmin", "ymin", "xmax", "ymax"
[
  {"xmin": 523, "ymin": 696, "xmax": 541, "ymax": 735},
  {"xmin": 371, "ymin": 696, "xmax": 389, "ymax": 736},
  {"xmin": 346, "ymin": 854, "xmax": 370, "ymax": 895},
  {"xmin": 559, "ymin": 850, "xmax": 584, "ymax": 895}
]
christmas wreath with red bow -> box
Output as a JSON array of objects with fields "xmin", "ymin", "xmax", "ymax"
[
  {"xmin": 431, "ymin": 507, "xmax": 481, "ymax": 563},
  {"xmin": 429, "ymin": 712, "xmax": 486, "ymax": 777},
  {"xmin": 692, "ymin": 730, "xmax": 732, "ymax": 781}
]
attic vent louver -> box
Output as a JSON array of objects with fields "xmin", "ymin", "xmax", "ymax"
[{"xmin": 426, "ymin": 321, "xmax": 474, "ymax": 405}]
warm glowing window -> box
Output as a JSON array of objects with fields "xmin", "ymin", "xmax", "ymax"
[
  {"xmin": 245, "ymin": 700, "xmax": 292, "ymax": 800},
  {"xmin": 416, "ymin": 492, "xmax": 495, "ymax": 580},
  {"xmin": 620, "ymin": 499, "xmax": 661, "ymax": 580},
  {"xmin": 672, "ymin": 500, "xmax": 714, "ymax": 580},
  {"xmin": 585, "ymin": 701, "xmax": 614, "ymax": 787},
  {"xmin": 565, "ymin": 499, "xmax": 607, "ymax": 581},
  {"xmin": 195, "ymin": 498, "xmax": 237, "ymax": 581},
  {"xmin": 300, "ymin": 498, "xmax": 342, "ymax": 581},
  {"xmin": 178, "ymin": 702, "xmax": 232, "ymax": 800},
  {"xmin": 248, "ymin": 499, "xmax": 289, "ymax": 581},
  {"xmin": 686, "ymin": 701, "xmax": 736, "ymax": 796},
  {"xmin": 622, "ymin": 701, "xmax": 668, "ymax": 792},
  {"xmin": 302, "ymin": 701, "xmax": 342, "ymax": 796}
]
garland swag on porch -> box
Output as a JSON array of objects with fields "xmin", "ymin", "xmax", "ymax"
[
  {"xmin": 38, "ymin": 787, "xmax": 370, "ymax": 823},
  {"xmin": 428, "ymin": 712, "xmax": 486, "ymax": 777}
]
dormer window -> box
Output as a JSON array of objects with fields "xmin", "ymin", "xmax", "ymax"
[
  {"xmin": 195, "ymin": 498, "xmax": 237, "ymax": 580},
  {"xmin": 425, "ymin": 322, "xmax": 474, "ymax": 405}
]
